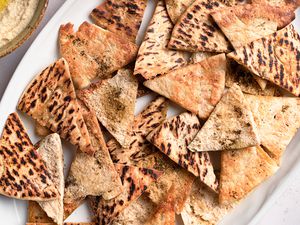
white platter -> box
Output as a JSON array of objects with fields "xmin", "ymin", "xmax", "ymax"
[{"xmin": 0, "ymin": 0, "xmax": 300, "ymax": 224}]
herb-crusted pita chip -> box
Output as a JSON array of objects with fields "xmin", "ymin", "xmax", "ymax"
[
  {"xmin": 18, "ymin": 58, "xmax": 93, "ymax": 154},
  {"xmin": 165, "ymin": 0, "xmax": 195, "ymax": 23},
  {"xmin": 59, "ymin": 22, "xmax": 138, "ymax": 89},
  {"xmin": 188, "ymin": 84, "xmax": 260, "ymax": 152},
  {"xmin": 90, "ymin": 0, "xmax": 147, "ymax": 42},
  {"xmin": 64, "ymin": 100, "xmax": 122, "ymax": 218},
  {"xmin": 108, "ymin": 97, "xmax": 168, "ymax": 167},
  {"xmin": 147, "ymin": 112, "xmax": 218, "ymax": 191},
  {"xmin": 228, "ymin": 24, "xmax": 300, "ymax": 96},
  {"xmin": 78, "ymin": 69, "xmax": 138, "ymax": 147},
  {"xmin": 93, "ymin": 164, "xmax": 162, "ymax": 225},
  {"xmin": 220, "ymin": 146, "xmax": 278, "ymax": 204},
  {"xmin": 181, "ymin": 179, "xmax": 237, "ymax": 225},
  {"xmin": 168, "ymin": 0, "xmax": 232, "ymax": 53},
  {"xmin": 0, "ymin": 113, "xmax": 59, "ymax": 200},
  {"xmin": 37, "ymin": 134, "xmax": 64, "ymax": 225},
  {"xmin": 144, "ymin": 54, "xmax": 226, "ymax": 119},
  {"xmin": 134, "ymin": 0, "xmax": 187, "ymax": 80},
  {"xmin": 246, "ymin": 95, "xmax": 300, "ymax": 164},
  {"xmin": 226, "ymin": 60, "xmax": 276, "ymax": 96}
]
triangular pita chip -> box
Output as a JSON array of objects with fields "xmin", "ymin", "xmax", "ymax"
[
  {"xmin": 78, "ymin": 68, "xmax": 138, "ymax": 147},
  {"xmin": 17, "ymin": 58, "xmax": 93, "ymax": 154},
  {"xmin": 211, "ymin": 3, "xmax": 281, "ymax": 50},
  {"xmin": 144, "ymin": 54, "xmax": 226, "ymax": 119},
  {"xmin": 165, "ymin": 0, "xmax": 195, "ymax": 24},
  {"xmin": 59, "ymin": 22, "xmax": 138, "ymax": 89},
  {"xmin": 90, "ymin": 0, "xmax": 147, "ymax": 42},
  {"xmin": 181, "ymin": 179, "xmax": 237, "ymax": 225},
  {"xmin": 147, "ymin": 112, "xmax": 218, "ymax": 191},
  {"xmin": 0, "ymin": 113, "xmax": 58, "ymax": 200},
  {"xmin": 134, "ymin": 0, "xmax": 187, "ymax": 80},
  {"xmin": 36, "ymin": 134, "xmax": 64, "ymax": 225},
  {"xmin": 64, "ymin": 100, "xmax": 122, "ymax": 218},
  {"xmin": 93, "ymin": 164, "xmax": 163, "ymax": 225},
  {"xmin": 226, "ymin": 60, "xmax": 276, "ymax": 96},
  {"xmin": 228, "ymin": 24, "xmax": 300, "ymax": 96},
  {"xmin": 168, "ymin": 0, "xmax": 232, "ymax": 53},
  {"xmin": 246, "ymin": 94, "xmax": 300, "ymax": 164},
  {"xmin": 188, "ymin": 84, "xmax": 260, "ymax": 152},
  {"xmin": 108, "ymin": 97, "xmax": 168, "ymax": 167},
  {"xmin": 220, "ymin": 146, "xmax": 278, "ymax": 204},
  {"xmin": 28, "ymin": 201, "xmax": 53, "ymax": 223}
]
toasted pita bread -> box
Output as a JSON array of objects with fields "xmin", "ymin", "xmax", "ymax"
[
  {"xmin": 93, "ymin": 164, "xmax": 163, "ymax": 225},
  {"xmin": 246, "ymin": 95, "xmax": 300, "ymax": 164},
  {"xmin": 190, "ymin": 52, "xmax": 216, "ymax": 64},
  {"xmin": 26, "ymin": 223, "xmax": 96, "ymax": 225},
  {"xmin": 181, "ymin": 179, "xmax": 237, "ymax": 225},
  {"xmin": 188, "ymin": 84, "xmax": 260, "ymax": 152},
  {"xmin": 36, "ymin": 134, "xmax": 64, "ymax": 225},
  {"xmin": 144, "ymin": 54, "xmax": 226, "ymax": 119},
  {"xmin": 59, "ymin": 22, "xmax": 138, "ymax": 89},
  {"xmin": 28, "ymin": 201, "xmax": 53, "ymax": 223},
  {"xmin": 147, "ymin": 112, "xmax": 218, "ymax": 191},
  {"xmin": 211, "ymin": 3, "xmax": 281, "ymax": 50},
  {"xmin": 35, "ymin": 122, "xmax": 51, "ymax": 137},
  {"xmin": 0, "ymin": 113, "xmax": 58, "ymax": 200},
  {"xmin": 78, "ymin": 69, "xmax": 138, "ymax": 147},
  {"xmin": 228, "ymin": 24, "xmax": 300, "ymax": 96},
  {"xmin": 90, "ymin": 0, "xmax": 147, "ymax": 42},
  {"xmin": 168, "ymin": 0, "xmax": 232, "ymax": 53},
  {"xmin": 226, "ymin": 60, "xmax": 276, "ymax": 96},
  {"xmin": 134, "ymin": 0, "xmax": 187, "ymax": 80},
  {"xmin": 165, "ymin": 0, "xmax": 195, "ymax": 24},
  {"xmin": 253, "ymin": 76, "xmax": 268, "ymax": 90},
  {"xmin": 18, "ymin": 58, "xmax": 93, "ymax": 154},
  {"xmin": 220, "ymin": 146, "xmax": 278, "ymax": 204},
  {"xmin": 64, "ymin": 101, "xmax": 122, "ymax": 218},
  {"xmin": 108, "ymin": 97, "xmax": 168, "ymax": 167}
]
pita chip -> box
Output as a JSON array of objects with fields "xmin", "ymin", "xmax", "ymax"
[
  {"xmin": 220, "ymin": 146, "xmax": 278, "ymax": 204},
  {"xmin": 134, "ymin": 0, "xmax": 187, "ymax": 80},
  {"xmin": 246, "ymin": 95, "xmax": 300, "ymax": 164},
  {"xmin": 28, "ymin": 201, "xmax": 53, "ymax": 223},
  {"xmin": 59, "ymin": 22, "xmax": 138, "ymax": 89},
  {"xmin": 190, "ymin": 52, "xmax": 216, "ymax": 64},
  {"xmin": 93, "ymin": 164, "xmax": 162, "ymax": 225},
  {"xmin": 78, "ymin": 69, "xmax": 138, "ymax": 147},
  {"xmin": 35, "ymin": 122, "xmax": 51, "ymax": 137},
  {"xmin": 147, "ymin": 112, "xmax": 218, "ymax": 191},
  {"xmin": 26, "ymin": 224, "xmax": 96, "ymax": 225},
  {"xmin": 188, "ymin": 84, "xmax": 260, "ymax": 152},
  {"xmin": 90, "ymin": 0, "xmax": 147, "ymax": 42},
  {"xmin": 168, "ymin": 0, "xmax": 232, "ymax": 53},
  {"xmin": 18, "ymin": 58, "xmax": 93, "ymax": 154},
  {"xmin": 108, "ymin": 97, "xmax": 168, "ymax": 167},
  {"xmin": 228, "ymin": 24, "xmax": 300, "ymax": 96},
  {"xmin": 165, "ymin": 0, "xmax": 195, "ymax": 24},
  {"xmin": 64, "ymin": 100, "xmax": 122, "ymax": 218},
  {"xmin": 181, "ymin": 179, "xmax": 237, "ymax": 225},
  {"xmin": 144, "ymin": 54, "xmax": 226, "ymax": 119},
  {"xmin": 0, "ymin": 113, "xmax": 58, "ymax": 200},
  {"xmin": 36, "ymin": 134, "xmax": 64, "ymax": 225},
  {"xmin": 226, "ymin": 60, "xmax": 276, "ymax": 96}
]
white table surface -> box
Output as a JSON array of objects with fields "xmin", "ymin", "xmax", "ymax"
[{"xmin": 0, "ymin": 1, "xmax": 299, "ymax": 224}]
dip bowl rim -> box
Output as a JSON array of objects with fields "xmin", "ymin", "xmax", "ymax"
[{"xmin": 0, "ymin": 0, "xmax": 49, "ymax": 58}]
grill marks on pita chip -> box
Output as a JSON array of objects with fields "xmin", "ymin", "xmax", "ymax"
[
  {"xmin": 0, "ymin": 113, "xmax": 58, "ymax": 201},
  {"xmin": 188, "ymin": 84, "xmax": 260, "ymax": 152},
  {"xmin": 228, "ymin": 24, "xmax": 300, "ymax": 96},
  {"xmin": 93, "ymin": 164, "xmax": 162, "ymax": 225},
  {"xmin": 147, "ymin": 112, "xmax": 218, "ymax": 192},
  {"xmin": 168, "ymin": 0, "xmax": 232, "ymax": 53},
  {"xmin": 134, "ymin": 0, "xmax": 187, "ymax": 80},
  {"xmin": 246, "ymin": 95, "xmax": 300, "ymax": 164},
  {"xmin": 17, "ymin": 58, "xmax": 93, "ymax": 155},
  {"xmin": 145, "ymin": 54, "xmax": 226, "ymax": 119},
  {"xmin": 36, "ymin": 134, "xmax": 64, "ymax": 225},
  {"xmin": 219, "ymin": 146, "xmax": 278, "ymax": 204},
  {"xmin": 165, "ymin": 0, "xmax": 195, "ymax": 24},
  {"xmin": 90, "ymin": 0, "xmax": 147, "ymax": 42},
  {"xmin": 78, "ymin": 69, "xmax": 138, "ymax": 148},
  {"xmin": 181, "ymin": 179, "xmax": 237, "ymax": 225},
  {"xmin": 108, "ymin": 97, "xmax": 168, "ymax": 167},
  {"xmin": 59, "ymin": 22, "xmax": 138, "ymax": 89}
]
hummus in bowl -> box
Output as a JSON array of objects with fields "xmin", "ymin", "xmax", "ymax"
[{"xmin": 0, "ymin": 0, "xmax": 48, "ymax": 57}]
